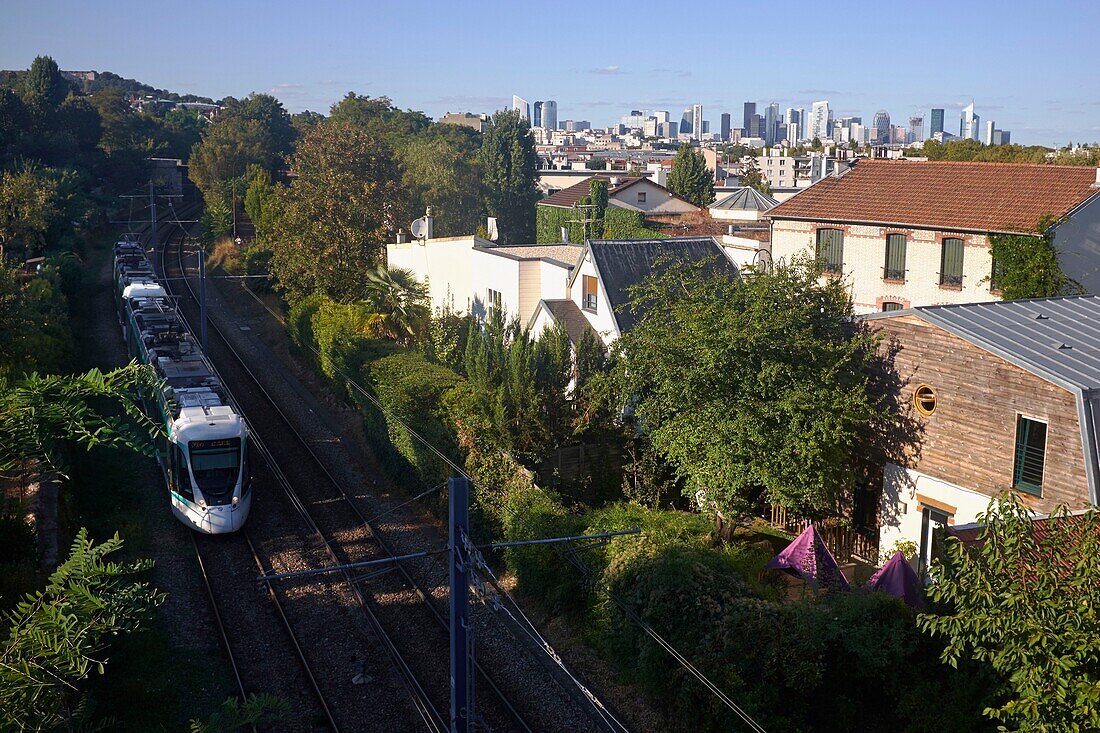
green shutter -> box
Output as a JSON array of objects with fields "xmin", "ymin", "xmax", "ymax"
[
  {"xmin": 1013, "ymin": 416, "xmax": 1046, "ymax": 496},
  {"xmin": 885, "ymin": 234, "xmax": 906, "ymax": 279},
  {"xmin": 941, "ymin": 238, "xmax": 964, "ymax": 285},
  {"xmin": 816, "ymin": 229, "xmax": 843, "ymax": 273}
]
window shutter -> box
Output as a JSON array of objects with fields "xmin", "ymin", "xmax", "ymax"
[
  {"xmin": 885, "ymin": 234, "xmax": 906, "ymax": 279},
  {"xmin": 941, "ymin": 238, "xmax": 964, "ymax": 284}
]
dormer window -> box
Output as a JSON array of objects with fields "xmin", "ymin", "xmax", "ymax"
[
  {"xmin": 582, "ymin": 275, "xmax": 598, "ymax": 312},
  {"xmin": 637, "ymin": 191, "xmax": 647, "ymax": 204}
]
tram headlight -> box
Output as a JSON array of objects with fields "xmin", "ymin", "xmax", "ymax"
[
  {"xmin": 232, "ymin": 495, "xmax": 240, "ymax": 506},
  {"xmin": 198, "ymin": 499, "xmax": 207, "ymax": 511}
]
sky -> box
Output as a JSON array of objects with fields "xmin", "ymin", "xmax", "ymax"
[{"xmin": 3, "ymin": 0, "xmax": 1099, "ymax": 147}]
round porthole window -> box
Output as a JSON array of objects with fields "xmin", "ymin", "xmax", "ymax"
[{"xmin": 913, "ymin": 384, "xmax": 937, "ymax": 417}]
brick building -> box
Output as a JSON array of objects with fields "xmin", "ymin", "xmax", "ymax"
[{"xmin": 767, "ymin": 161, "xmax": 1100, "ymax": 314}]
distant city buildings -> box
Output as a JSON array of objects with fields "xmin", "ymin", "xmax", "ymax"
[
  {"xmin": 960, "ymin": 101, "xmax": 979, "ymax": 141},
  {"xmin": 909, "ymin": 115, "xmax": 924, "ymax": 143},
  {"xmin": 440, "ymin": 112, "xmax": 488, "ymax": 133},
  {"xmin": 512, "ymin": 95, "xmax": 530, "ymax": 123},
  {"xmin": 692, "ymin": 104, "xmax": 703, "ymax": 141},
  {"xmin": 810, "ymin": 100, "xmax": 831, "ymax": 141},
  {"xmin": 872, "ymin": 110, "xmax": 891, "ymax": 144},
  {"xmin": 720, "ymin": 112, "xmax": 731, "ymax": 141},
  {"xmin": 930, "ymin": 108, "xmax": 945, "ymax": 136}
]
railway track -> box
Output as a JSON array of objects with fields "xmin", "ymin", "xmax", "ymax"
[
  {"xmin": 160, "ymin": 218, "xmax": 615, "ymax": 731},
  {"xmin": 156, "ymin": 214, "xmax": 453, "ymax": 732}
]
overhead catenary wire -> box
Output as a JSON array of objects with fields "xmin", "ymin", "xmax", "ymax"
[{"xmin": 234, "ymin": 280, "xmax": 769, "ymax": 733}]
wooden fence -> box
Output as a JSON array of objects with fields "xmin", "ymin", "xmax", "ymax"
[{"xmin": 769, "ymin": 505, "xmax": 879, "ymax": 563}]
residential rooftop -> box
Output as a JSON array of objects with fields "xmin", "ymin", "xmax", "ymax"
[
  {"xmin": 768, "ymin": 160, "xmax": 1100, "ymax": 235},
  {"xmin": 538, "ymin": 174, "xmax": 646, "ymax": 209}
]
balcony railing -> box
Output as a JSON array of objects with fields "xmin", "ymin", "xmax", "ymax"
[{"xmin": 883, "ymin": 267, "xmax": 906, "ymax": 282}]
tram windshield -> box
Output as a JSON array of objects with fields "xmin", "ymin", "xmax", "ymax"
[{"xmin": 188, "ymin": 438, "xmax": 241, "ymax": 505}]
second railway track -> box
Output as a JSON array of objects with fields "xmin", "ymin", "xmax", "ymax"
[{"xmin": 159, "ymin": 211, "xmax": 622, "ymax": 731}]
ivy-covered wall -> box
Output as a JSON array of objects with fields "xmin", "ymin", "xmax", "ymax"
[{"xmin": 536, "ymin": 204, "xmax": 667, "ymax": 244}]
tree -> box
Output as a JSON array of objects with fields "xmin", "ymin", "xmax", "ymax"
[
  {"xmin": 20, "ymin": 56, "xmax": 70, "ymax": 118},
  {"xmin": 0, "ymin": 364, "xmax": 163, "ymax": 478},
  {"xmin": 361, "ymin": 266, "xmax": 430, "ymax": 343},
  {"xmin": 666, "ymin": 143, "xmax": 714, "ymax": 207},
  {"xmin": 988, "ymin": 214, "xmax": 1080, "ymax": 299},
  {"xmin": 737, "ymin": 157, "xmax": 769, "ymax": 195},
  {"xmin": 328, "ymin": 93, "xmax": 430, "ymax": 151},
  {"xmin": 1, "ymin": 529, "xmax": 164, "ymax": 731},
  {"xmin": 613, "ymin": 255, "xmax": 916, "ymax": 518},
  {"xmin": 400, "ymin": 128, "xmax": 482, "ymax": 236},
  {"xmin": 189, "ymin": 694, "xmax": 288, "ymax": 733},
  {"xmin": 919, "ymin": 494, "xmax": 1100, "ymax": 731},
  {"xmin": 265, "ymin": 120, "xmax": 404, "ymax": 303},
  {"xmin": 479, "ymin": 110, "xmax": 539, "ymax": 244},
  {"xmin": 0, "ymin": 165, "xmax": 59, "ymax": 260}
]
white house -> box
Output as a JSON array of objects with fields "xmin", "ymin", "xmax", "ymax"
[
  {"xmin": 538, "ymin": 174, "xmax": 699, "ymax": 216},
  {"xmin": 709, "ymin": 187, "xmax": 778, "ymax": 222},
  {"xmin": 528, "ymin": 237, "xmax": 740, "ymax": 348},
  {"xmin": 768, "ymin": 161, "xmax": 1100, "ymax": 314},
  {"xmin": 387, "ymin": 234, "xmax": 583, "ymax": 326}
]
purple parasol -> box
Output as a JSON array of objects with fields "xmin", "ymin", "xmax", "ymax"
[
  {"xmin": 866, "ymin": 551, "xmax": 925, "ymax": 609},
  {"xmin": 765, "ymin": 525, "xmax": 850, "ymax": 590}
]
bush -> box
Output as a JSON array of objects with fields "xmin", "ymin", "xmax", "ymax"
[
  {"xmin": 358, "ymin": 351, "xmax": 465, "ymax": 490},
  {"xmin": 536, "ymin": 205, "xmax": 666, "ymax": 244}
]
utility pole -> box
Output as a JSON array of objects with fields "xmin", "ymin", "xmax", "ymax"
[
  {"xmin": 149, "ymin": 179, "xmax": 158, "ymax": 275},
  {"xmin": 197, "ymin": 239, "xmax": 208, "ymax": 353},
  {"xmin": 449, "ymin": 476, "xmax": 473, "ymax": 733}
]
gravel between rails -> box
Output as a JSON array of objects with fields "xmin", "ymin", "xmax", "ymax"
[
  {"xmin": 161, "ymin": 221, "xmax": 429, "ymax": 732},
  {"xmin": 171, "ymin": 241, "xmax": 621, "ymax": 732}
]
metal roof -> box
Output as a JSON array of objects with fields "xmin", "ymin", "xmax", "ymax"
[
  {"xmin": 710, "ymin": 187, "xmax": 779, "ymax": 211},
  {"xmin": 863, "ymin": 295, "xmax": 1100, "ymax": 392},
  {"xmin": 863, "ymin": 295, "xmax": 1100, "ymax": 505}
]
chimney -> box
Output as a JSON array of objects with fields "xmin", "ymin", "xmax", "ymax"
[
  {"xmin": 728, "ymin": 224, "xmax": 735, "ymax": 236},
  {"xmin": 396, "ymin": 230, "xmax": 409, "ymax": 244},
  {"xmin": 424, "ymin": 206, "xmax": 435, "ymax": 238},
  {"xmin": 561, "ymin": 226, "xmax": 569, "ymax": 243},
  {"xmin": 1093, "ymin": 167, "xmax": 1100, "ymax": 188}
]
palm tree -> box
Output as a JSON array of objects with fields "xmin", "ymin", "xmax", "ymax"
[{"xmin": 361, "ymin": 266, "xmax": 430, "ymax": 343}]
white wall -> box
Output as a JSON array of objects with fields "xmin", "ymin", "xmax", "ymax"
[
  {"xmin": 569, "ymin": 253, "xmax": 620, "ymax": 345},
  {"xmin": 720, "ymin": 235, "xmax": 768, "ymax": 269},
  {"xmin": 879, "ymin": 463, "xmax": 998, "ymax": 552},
  {"xmin": 770, "ymin": 220, "xmax": 1000, "ymax": 313},
  {"xmin": 611, "ymin": 179, "xmax": 698, "ymax": 214},
  {"xmin": 387, "ymin": 236, "xmax": 481, "ymax": 314},
  {"xmin": 469, "ymin": 249, "xmax": 521, "ymax": 322},
  {"xmin": 710, "ymin": 206, "xmax": 763, "ymax": 222}
]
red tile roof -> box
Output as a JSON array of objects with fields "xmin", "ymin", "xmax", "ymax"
[
  {"xmin": 768, "ymin": 160, "xmax": 1100, "ymax": 235},
  {"xmin": 538, "ymin": 174, "xmax": 646, "ymax": 209}
]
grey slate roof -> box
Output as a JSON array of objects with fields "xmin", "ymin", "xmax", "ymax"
[
  {"xmin": 536, "ymin": 299, "xmax": 597, "ymax": 344},
  {"xmin": 710, "ymin": 187, "xmax": 779, "ymax": 211},
  {"xmin": 582, "ymin": 237, "xmax": 740, "ymax": 334},
  {"xmin": 863, "ymin": 295, "xmax": 1100, "ymax": 505}
]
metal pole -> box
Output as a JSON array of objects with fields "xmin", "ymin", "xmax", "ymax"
[
  {"xmin": 198, "ymin": 242, "xmax": 208, "ymax": 353},
  {"xmin": 149, "ymin": 179, "xmax": 158, "ymax": 275},
  {"xmin": 449, "ymin": 475, "xmax": 471, "ymax": 733}
]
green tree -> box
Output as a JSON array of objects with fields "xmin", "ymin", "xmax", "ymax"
[
  {"xmin": 0, "ymin": 529, "xmax": 165, "ymax": 731},
  {"xmin": 189, "ymin": 694, "xmax": 289, "ymax": 733},
  {"xmin": 919, "ymin": 494, "xmax": 1100, "ymax": 731},
  {"xmin": 265, "ymin": 120, "xmax": 404, "ymax": 303},
  {"xmin": 479, "ymin": 109, "xmax": 539, "ymax": 244},
  {"xmin": 666, "ymin": 143, "xmax": 714, "ymax": 206},
  {"xmin": 738, "ymin": 157, "xmax": 770, "ymax": 195},
  {"xmin": 988, "ymin": 215, "xmax": 1080, "ymax": 299},
  {"xmin": 614, "ymin": 255, "xmax": 915, "ymax": 518},
  {"xmin": 0, "ymin": 165, "xmax": 59, "ymax": 260},
  {"xmin": 328, "ymin": 93, "xmax": 431, "ymax": 151},
  {"xmin": 361, "ymin": 266, "xmax": 430, "ymax": 343},
  {"xmin": 20, "ymin": 55, "xmax": 70, "ymax": 118},
  {"xmin": 400, "ymin": 127, "xmax": 482, "ymax": 236}
]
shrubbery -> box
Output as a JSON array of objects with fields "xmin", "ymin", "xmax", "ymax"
[{"xmin": 536, "ymin": 205, "xmax": 666, "ymax": 244}]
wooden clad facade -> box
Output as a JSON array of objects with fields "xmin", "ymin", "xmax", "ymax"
[{"xmin": 873, "ymin": 315, "xmax": 1091, "ymax": 512}]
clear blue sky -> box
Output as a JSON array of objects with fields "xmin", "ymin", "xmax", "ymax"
[{"xmin": 3, "ymin": 0, "xmax": 1099, "ymax": 146}]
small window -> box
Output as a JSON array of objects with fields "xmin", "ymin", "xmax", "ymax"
[
  {"xmin": 1013, "ymin": 415, "xmax": 1047, "ymax": 496},
  {"xmin": 486, "ymin": 288, "xmax": 502, "ymax": 317},
  {"xmin": 884, "ymin": 234, "xmax": 907, "ymax": 281},
  {"xmin": 815, "ymin": 228, "xmax": 844, "ymax": 274},
  {"xmin": 990, "ymin": 256, "xmax": 1004, "ymax": 293},
  {"xmin": 582, "ymin": 275, "xmax": 598, "ymax": 312},
  {"xmin": 637, "ymin": 191, "xmax": 647, "ymax": 204},
  {"xmin": 913, "ymin": 384, "xmax": 936, "ymax": 416},
  {"xmin": 940, "ymin": 238, "xmax": 964, "ymax": 286},
  {"xmin": 881, "ymin": 301, "xmax": 903, "ymax": 312},
  {"xmin": 919, "ymin": 506, "xmax": 951, "ymax": 577}
]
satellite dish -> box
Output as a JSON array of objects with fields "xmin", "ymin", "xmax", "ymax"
[{"xmin": 410, "ymin": 217, "xmax": 427, "ymax": 240}]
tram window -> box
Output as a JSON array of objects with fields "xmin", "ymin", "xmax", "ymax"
[
  {"xmin": 172, "ymin": 444, "xmax": 193, "ymax": 501},
  {"xmin": 189, "ymin": 438, "xmax": 242, "ymax": 505}
]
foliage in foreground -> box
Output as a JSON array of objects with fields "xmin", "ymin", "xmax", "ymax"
[
  {"xmin": 920, "ymin": 494, "xmax": 1100, "ymax": 731},
  {"xmin": 0, "ymin": 364, "xmax": 163, "ymax": 478},
  {"xmin": 0, "ymin": 529, "xmax": 164, "ymax": 732},
  {"xmin": 189, "ymin": 694, "xmax": 289, "ymax": 733}
]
